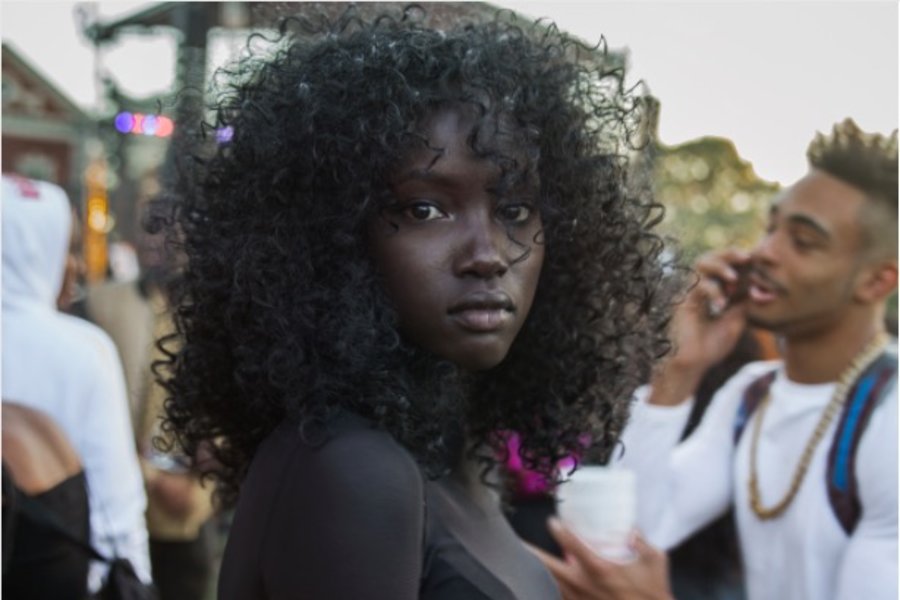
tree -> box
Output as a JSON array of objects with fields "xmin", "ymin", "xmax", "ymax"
[{"xmin": 650, "ymin": 136, "xmax": 779, "ymax": 262}]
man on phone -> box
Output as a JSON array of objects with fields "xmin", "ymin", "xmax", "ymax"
[{"xmin": 536, "ymin": 119, "xmax": 897, "ymax": 600}]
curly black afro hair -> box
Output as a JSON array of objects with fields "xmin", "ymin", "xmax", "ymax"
[{"xmin": 158, "ymin": 4, "xmax": 676, "ymax": 507}]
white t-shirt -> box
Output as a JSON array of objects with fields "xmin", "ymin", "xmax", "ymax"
[
  {"xmin": 619, "ymin": 360, "xmax": 898, "ymax": 600},
  {"xmin": 616, "ymin": 391, "xmax": 694, "ymax": 536}
]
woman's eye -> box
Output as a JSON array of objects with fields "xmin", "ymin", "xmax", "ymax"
[
  {"xmin": 405, "ymin": 202, "xmax": 447, "ymax": 221},
  {"xmin": 497, "ymin": 204, "xmax": 533, "ymax": 224}
]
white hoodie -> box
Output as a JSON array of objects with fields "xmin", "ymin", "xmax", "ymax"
[{"xmin": 2, "ymin": 174, "xmax": 152, "ymax": 590}]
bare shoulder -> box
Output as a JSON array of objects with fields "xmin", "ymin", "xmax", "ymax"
[{"xmin": 1, "ymin": 403, "xmax": 81, "ymax": 494}]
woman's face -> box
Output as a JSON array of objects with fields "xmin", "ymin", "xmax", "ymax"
[{"xmin": 369, "ymin": 108, "xmax": 545, "ymax": 371}]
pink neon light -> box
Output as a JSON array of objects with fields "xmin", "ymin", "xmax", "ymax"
[
  {"xmin": 156, "ymin": 116, "xmax": 174, "ymax": 138},
  {"xmin": 131, "ymin": 113, "xmax": 145, "ymax": 134}
]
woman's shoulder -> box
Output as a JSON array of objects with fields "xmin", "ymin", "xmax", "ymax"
[
  {"xmin": 260, "ymin": 413, "xmax": 419, "ymax": 470},
  {"xmin": 244, "ymin": 413, "xmax": 425, "ymax": 509},
  {"xmin": 227, "ymin": 414, "xmax": 427, "ymax": 569},
  {"xmin": 223, "ymin": 415, "xmax": 429, "ymax": 598}
]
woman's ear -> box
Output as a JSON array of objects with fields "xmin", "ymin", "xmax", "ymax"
[{"xmin": 855, "ymin": 259, "xmax": 898, "ymax": 304}]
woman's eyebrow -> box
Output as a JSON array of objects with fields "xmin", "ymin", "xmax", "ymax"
[
  {"xmin": 392, "ymin": 168, "xmax": 437, "ymax": 184},
  {"xmin": 392, "ymin": 167, "xmax": 463, "ymax": 188}
]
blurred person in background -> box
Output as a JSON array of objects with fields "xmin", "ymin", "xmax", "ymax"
[
  {"xmin": 535, "ymin": 120, "xmax": 897, "ymax": 600},
  {"xmin": 2, "ymin": 402, "xmax": 90, "ymax": 599},
  {"xmin": 56, "ymin": 203, "xmax": 87, "ymax": 316},
  {"xmin": 1, "ymin": 174, "xmax": 153, "ymax": 594},
  {"xmin": 86, "ymin": 175, "xmax": 179, "ymax": 424},
  {"xmin": 86, "ymin": 176, "xmax": 216, "ymax": 600}
]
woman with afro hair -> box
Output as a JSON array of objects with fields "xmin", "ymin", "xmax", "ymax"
[{"xmin": 158, "ymin": 5, "xmax": 675, "ymax": 599}]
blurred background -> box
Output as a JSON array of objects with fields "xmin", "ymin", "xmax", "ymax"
[
  {"xmin": 2, "ymin": 4, "xmax": 896, "ymax": 597},
  {"xmin": 2, "ymin": 0, "xmax": 897, "ymax": 287}
]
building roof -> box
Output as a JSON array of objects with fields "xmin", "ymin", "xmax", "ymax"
[{"xmin": 2, "ymin": 42, "xmax": 89, "ymax": 121}]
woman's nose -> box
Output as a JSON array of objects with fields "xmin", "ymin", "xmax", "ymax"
[{"xmin": 454, "ymin": 214, "xmax": 509, "ymax": 279}]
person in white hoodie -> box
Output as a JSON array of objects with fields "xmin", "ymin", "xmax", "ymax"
[{"xmin": 1, "ymin": 174, "xmax": 152, "ymax": 593}]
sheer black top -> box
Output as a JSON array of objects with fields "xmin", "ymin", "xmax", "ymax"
[{"xmin": 219, "ymin": 413, "xmax": 560, "ymax": 599}]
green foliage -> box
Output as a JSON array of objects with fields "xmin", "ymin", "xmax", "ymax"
[{"xmin": 646, "ymin": 136, "xmax": 779, "ymax": 262}]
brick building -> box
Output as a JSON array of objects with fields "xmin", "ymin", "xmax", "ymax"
[{"xmin": 2, "ymin": 43, "xmax": 90, "ymax": 202}]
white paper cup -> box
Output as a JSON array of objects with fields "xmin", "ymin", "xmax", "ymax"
[{"xmin": 556, "ymin": 466, "xmax": 637, "ymax": 562}]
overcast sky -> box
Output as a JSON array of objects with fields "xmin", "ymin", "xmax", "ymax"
[{"xmin": 2, "ymin": 1, "xmax": 897, "ymax": 185}]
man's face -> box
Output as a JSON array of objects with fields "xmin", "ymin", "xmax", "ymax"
[
  {"xmin": 745, "ymin": 170, "xmax": 869, "ymax": 337},
  {"xmin": 368, "ymin": 108, "xmax": 545, "ymax": 371}
]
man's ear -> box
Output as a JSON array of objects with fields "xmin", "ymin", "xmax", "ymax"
[{"xmin": 855, "ymin": 259, "xmax": 898, "ymax": 304}]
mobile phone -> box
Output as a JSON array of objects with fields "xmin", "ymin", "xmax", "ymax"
[
  {"xmin": 726, "ymin": 262, "xmax": 752, "ymax": 304},
  {"xmin": 707, "ymin": 262, "xmax": 751, "ymax": 318}
]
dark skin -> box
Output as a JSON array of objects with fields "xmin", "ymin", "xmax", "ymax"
[{"xmin": 369, "ymin": 107, "xmax": 545, "ymax": 371}]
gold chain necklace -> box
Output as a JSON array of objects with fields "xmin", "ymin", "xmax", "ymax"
[{"xmin": 748, "ymin": 332, "xmax": 890, "ymax": 520}]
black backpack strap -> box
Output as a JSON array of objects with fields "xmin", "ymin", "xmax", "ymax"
[
  {"xmin": 826, "ymin": 350, "xmax": 897, "ymax": 535},
  {"xmin": 13, "ymin": 486, "xmax": 108, "ymax": 563},
  {"xmin": 733, "ymin": 370, "xmax": 777, "ymax": 444}
]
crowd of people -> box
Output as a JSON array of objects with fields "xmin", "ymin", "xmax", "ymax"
[{"xmin": 2, "ymin": 5, "xmax": 896, "ymax": 600}]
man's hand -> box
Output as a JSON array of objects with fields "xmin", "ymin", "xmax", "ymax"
[
  {"xmin": 145, "ymin": 469, "xmax": 197, "ymax": 519},
  {"xmin": 675, "ymin": 249, "xmax": 752, "ymax": 366},
  {"xmin": 529, "ymin": 518, "xmax": 674, "ymax": 600},
  {"xmin": 648, "ymin": 248, "xmax": 752, "ymax": 406}
]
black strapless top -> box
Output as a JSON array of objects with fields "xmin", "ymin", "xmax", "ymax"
[{"xmin": 3, "ymin": 468, "xmax": 91, "ymax": 600}]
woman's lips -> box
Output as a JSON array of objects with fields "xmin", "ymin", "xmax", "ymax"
[
  {"xmin": 447, "ymin": 290, "xmax": 515, "ymax": 332},
  {"xmin": 450, "ymin": 308, "xmax": 512, "ymax": 332}
]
